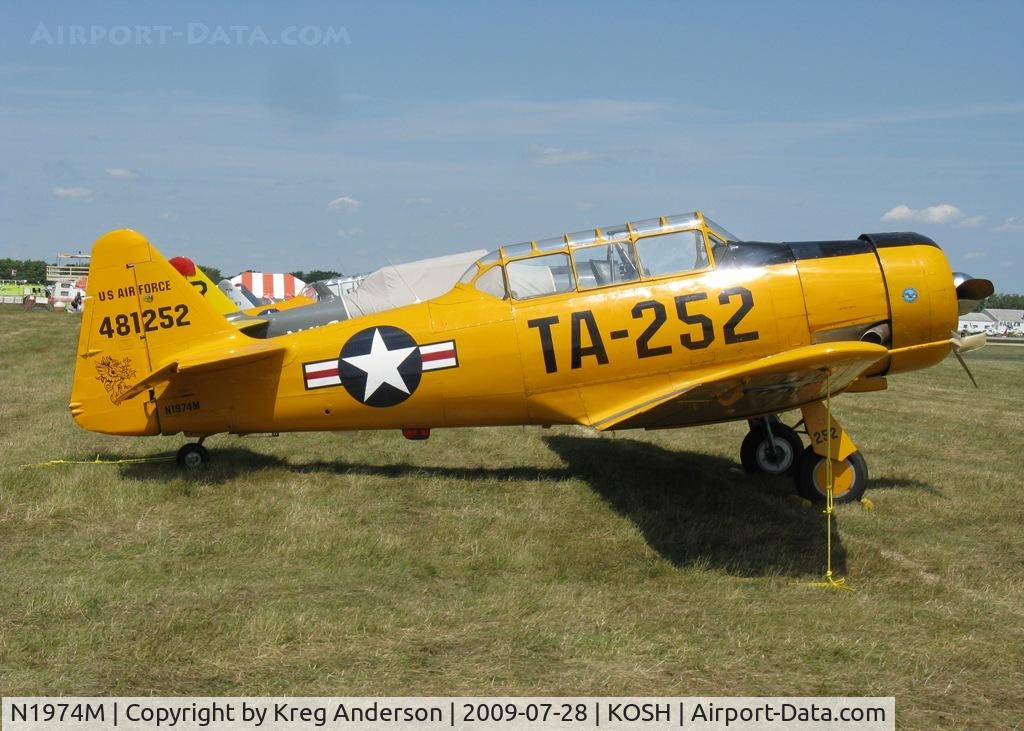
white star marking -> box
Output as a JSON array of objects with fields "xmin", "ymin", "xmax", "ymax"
[{"xmin": 342, "ymin": 328, "xmax": 417, "ymax": 402}]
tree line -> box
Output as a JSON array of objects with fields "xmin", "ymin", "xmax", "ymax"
[
  {"xmin": 1, "ymin": 257, "xmax": 228, "ymax": 285},
  {"xmin": 974, "ymin": 293, "xmax": 1024, "ymax": 311},
  {"xmin": 290, "ymin": 270, "xmax": 342, "ymax": 283},
  {"xmin": 1, "ymin": 258, "xmax": 48, "ymax": 282}
]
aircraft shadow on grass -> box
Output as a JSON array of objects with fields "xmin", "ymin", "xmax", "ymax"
[
  {"xmin": 869, "ymin": 475, "xmax": 942, "ymax": 495},
  {"xmin": 121, "ymin": 435, "xmax": 847, "ymax": 577},
  {"xmin": 542, "ymin": 435, "xmax": 844, "ymax": 577}
]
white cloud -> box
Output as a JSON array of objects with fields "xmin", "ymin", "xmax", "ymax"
[
  {"xmin": 528, "ymin": 146, "xmax": 597, "ymax": 166},
  {"xmin": 404, "ymin": 197, "xmax": 433, "ymax": 205},
  {"xmin": 991, "ymin": 216, "xmax": 1024, "ymax": 233},
  {"xmin": 159, "ymin": 211, "xmax": 179, "ymax": 221},
  {"xmin": 881, "ymin": 203, "xmax": 965, "ymax": 225},
  {"xmin": 336, "ymin": 227, "xmax": 366, "ymax": 237},
  {"xmin": 105, "ymin": 167, "xmax": 139, "ymax": 180},
  {"xmin": 959, "ymin": 215, "xmax": 986, "ymax": 227},
  {"xmin": 963, "ymin": 251, "xmax": 984, "ymax": 260},
  {"xmin": 52, "ymin": 186, "xmax": 94, "ymax": 200},
  {"xmin": 574, "ymin": 201, "xmax": 595, "ymax": 212},
  {"xmin": 327, "ymin": 195, "xmax": 361, "ymax": 212}
]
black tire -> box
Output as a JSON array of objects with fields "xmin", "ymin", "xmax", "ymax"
[
  {"xmin": 794, "ymin": 447, "xmax": 868, "ymax": 504},
  {"xmin": 740, "ymin": 422, "xmax": 803, "ymax": 475},
  {"xmin": 176, "ymin": 443, "xmax": 210, "ymax": 468}
]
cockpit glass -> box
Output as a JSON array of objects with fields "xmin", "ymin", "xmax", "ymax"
[
  {"xmin": 502, "ymin": 242, "xmax": 533, "ymax": 258},
  {"xmin": 703, "ymin": 215, "xmax": 741, "ymax": 242},
  {"xmin": 507, "ymin": 253, "xmax": 575, "ymax": 300},
  {"xmin": 574, "ymin": 242, "xmax": 640, "ymax": 290},
  {"xmin": 664, "ymin": 212, "xmax": 701, "ymax": 230},
  {"xmin": 635, "ymin": 230, "xmax": 710, "ymax": 278},
  {"xmin": 601, "ymin": 224, "xmax": 631, "ymax": 242},
  {"xmin": 629, "ymin": 217, "xmax": 664, "ymax": 236},
  {"xmin": 535, "ymin": 236, "xmax": 567, "ymax": 252},
  {"xmin": 707, "ymin": 232, "xmax": 728, "ymax": 263},
  {"xmin": 474, "ymin": 265, "xmax": 507, "ymax": 299},
  {"xmin": 566, "ymin": 229, "xmax": 599, "ymax": 247},
  {"xmin": 478, "ymin": 249, "xmax": 501, "ymax": 265}
]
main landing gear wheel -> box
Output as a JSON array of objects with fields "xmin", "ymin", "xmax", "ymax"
[
  {"xmin": 176, "ymin": 443, "xmax": 210, "ymax": 468},
  {"xmin": 740, "ymin": 421, "xmax": 803, "ymax": 476},
  {"xmin": 794, "ymin": 447, "xmax": 868, "ymax": 504}
]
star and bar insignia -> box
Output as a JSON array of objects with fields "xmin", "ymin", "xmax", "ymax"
[{"xmin": 302, "ymin": 325, "xmax": 458, "ymax": 407}]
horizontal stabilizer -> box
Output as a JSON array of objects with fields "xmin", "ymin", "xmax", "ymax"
[{"xmin": 116, "ymin": 337, "xmax": 287, "ymax": 403}]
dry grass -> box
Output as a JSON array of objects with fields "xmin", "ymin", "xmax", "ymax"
[{"xmin": 1, "ymin": 309, "xmax": 1022, "ymax": 728}]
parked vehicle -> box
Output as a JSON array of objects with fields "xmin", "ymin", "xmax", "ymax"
[
  {"xmin": 48, "ymin": 280, "xmax": 86, "ymax": 311},
  {"xmin": 0, "ymin": 280, "xmax": 53, "ymax": 309}
]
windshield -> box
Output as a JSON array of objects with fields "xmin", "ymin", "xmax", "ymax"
[{"xmin": 702, "ymin": 215, "xmax": 741, "ymax": 242}]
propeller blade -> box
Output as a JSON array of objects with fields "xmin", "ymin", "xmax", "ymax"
[
  {"xmin": 951, "ymin": 332, "xmax": 987, "ymax": 353},
  {"xmin": 949, "ymin": 330, "xmax": 985, "ymax": 389},
  {"xmin": 953, "ymin": 349, "xmax": 979, "ymax": 389}
]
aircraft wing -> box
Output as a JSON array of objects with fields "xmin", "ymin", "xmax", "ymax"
[
  {"xmin": 115, "ymin": 337, "xmax": 287, "ymax": 403},
  {"xmin": 589, "ymin": 342, "xmax": 888, "ymax": 431}
]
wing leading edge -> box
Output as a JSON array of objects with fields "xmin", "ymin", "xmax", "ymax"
[{"xmin": 589, "ymin": 342, "xmax": 889, "ymax": 431}]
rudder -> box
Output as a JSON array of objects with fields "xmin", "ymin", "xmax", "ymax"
[{"xmin": 70, "ymin": 229, "xmax": 235, "ymax": 435}]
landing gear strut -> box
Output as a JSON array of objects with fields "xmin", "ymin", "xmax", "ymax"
[
  {"xmin": 741, "ymin": 416, "xmax": 803, "ymax": 476},
  {"xmin": 176, "ymin": 438, "xmax": 210, "ymax": 468},
  {"xmin": 739, "ymin": 408, "xmax": 870, "ymax": 504},
  {"xmin": 793, "ymin": 402, "xmax": 868, "ymax": 504}
]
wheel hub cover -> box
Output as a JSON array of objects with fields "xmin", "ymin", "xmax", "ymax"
[{"xmin": 813, "ymin": 458, "xmax": 855, "ymax": 496}]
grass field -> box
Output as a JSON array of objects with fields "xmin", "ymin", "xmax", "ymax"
[{"xmin": 1, "ymin": 308, "xmax": 1021, "ymax": 728}]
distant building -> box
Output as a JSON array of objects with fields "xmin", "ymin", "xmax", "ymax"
[
  {"xmin": 958, "ymin": 308, "xmax": 1024, "ymax": 335},
  {"xmin": 46, "ymin": 252, "xmax": 90, "ymax": 284},
  {"xmin": 984, "ymin": 308, "xmax": 1024, "ymax": 334}
]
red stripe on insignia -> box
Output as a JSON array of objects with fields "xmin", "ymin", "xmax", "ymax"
[
  {"xmin": 306, "ymin": 366, "xmax": 338, "ymax": 378},
  {"xmin": 421, "ymin": 349, "xmax": 455, "ymax": 363}
]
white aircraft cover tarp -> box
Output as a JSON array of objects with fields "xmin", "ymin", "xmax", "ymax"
[
  {"xmin": 219, "ymin": 279, "xmax": 257, "ymax": 309},
  {"xmin": 343, "ymin": 249, "xmax": 487, "ymax": 317}
]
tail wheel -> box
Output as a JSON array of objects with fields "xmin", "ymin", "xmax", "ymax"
[
  {"xmin": 176, "ymin": 443, "xmax": 210, "ymax": 468},
  {"xmin": 740, "ymin": 422, "xmax": 803, "ymax": 475},
  {"xmin": 795, "ymin": 447, "xmax": 868, "ymax": 504}
]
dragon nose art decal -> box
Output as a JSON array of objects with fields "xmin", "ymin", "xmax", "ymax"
[{"xmin": 301, "ymin": 325, "xmax": 459, "ymax": 407}]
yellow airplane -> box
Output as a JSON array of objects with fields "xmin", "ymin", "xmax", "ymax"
[
  {"xmin": 167, "ymin": 256, "xmax": 238, "ymax": 314},
  {"xmin": 70, "ymin": 212, "xmax": 992, "ymax": 503},
  {"xmin": 167, "ymin": 256, "xmax": 314, "ymax": 317}
]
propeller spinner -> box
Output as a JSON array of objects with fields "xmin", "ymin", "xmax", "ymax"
[{"xmin": 953, "ymin": 271, "xmax": 995, "ymax": 316}]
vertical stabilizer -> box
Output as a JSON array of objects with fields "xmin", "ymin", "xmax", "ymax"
[{"xmin": 69, "ymin": 229, "xmax": 235, "ymax": 435}]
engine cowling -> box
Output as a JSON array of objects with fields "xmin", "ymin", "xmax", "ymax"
[{"xmin": 859, "ymin": 232, "xmax": 958, "ymax": 374}]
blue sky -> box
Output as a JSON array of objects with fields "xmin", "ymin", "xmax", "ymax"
[{"xmin": 2, "ymin": 1, "xmax": 1022, "ymax": 289}]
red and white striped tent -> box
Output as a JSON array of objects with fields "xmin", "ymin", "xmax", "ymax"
[{"xmin": 230, "ymin": 271, "xmax": 306, "ymax": 301}]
